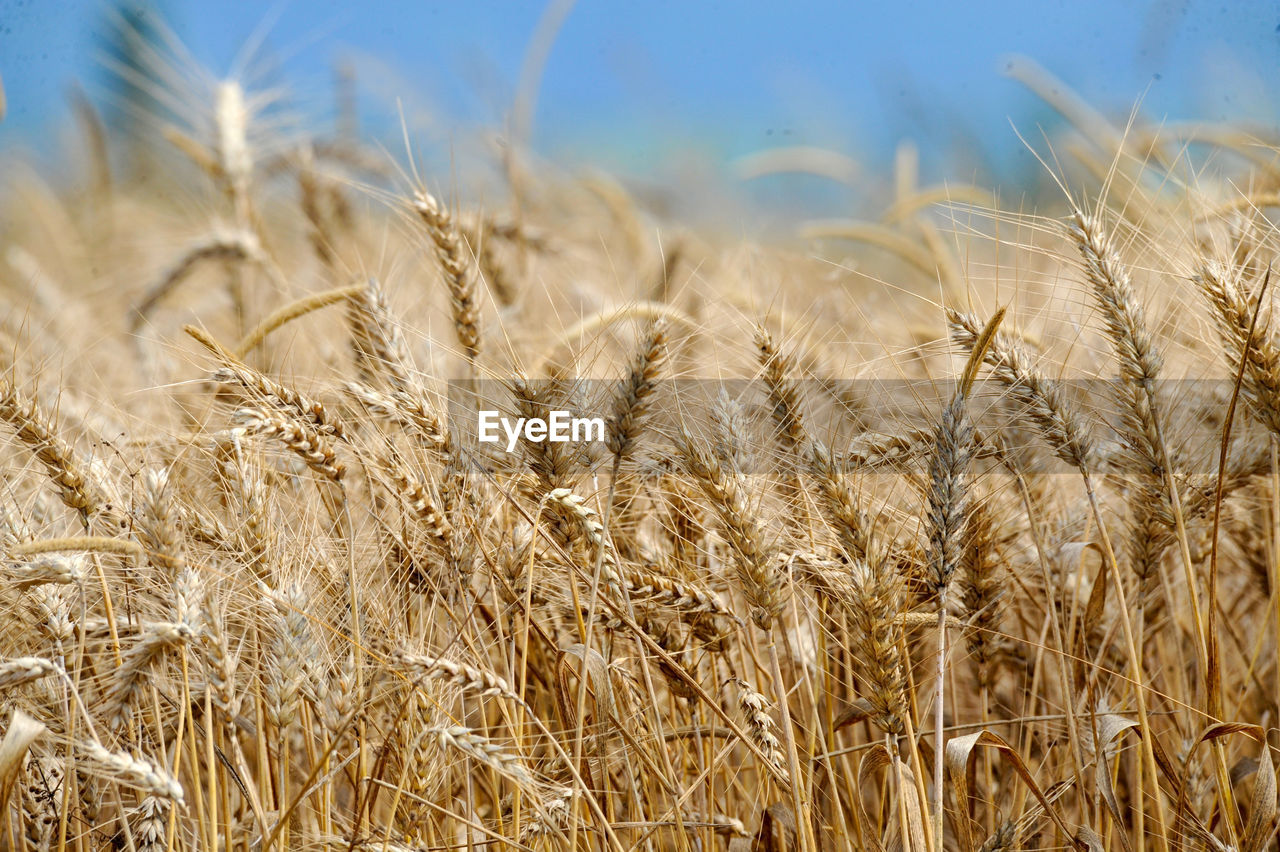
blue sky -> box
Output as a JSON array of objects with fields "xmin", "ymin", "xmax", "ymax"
[{"xmin": 1, "ymin": 0, "xmax": 1277, "ymax": 206}]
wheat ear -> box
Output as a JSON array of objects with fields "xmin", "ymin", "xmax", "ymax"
[
  {"xmin": 0, "ymin": 657, "xmax": 58, "ymax": 690},
  {"xmin": 432, "ymin": 725, "xmax": 534, "ymax": 787},
  {"xmin": 676, "ymin": 435, "xmax": 782, "ymax": 631},
  {"xmin": 0, "ymin": 379, "xmax": 116, "ymax": 525},
  {"xmin": 412, "ymin": 190, "xmax": 481, "ymax": 364},
  {"xmin": 1067, "ymin": 210, "xmax": 1185, "ymax": 848},
  {"xmin": 926, "ymin": 306, "xmax": 1003, "ymax": 842},
  {"xmin": 347, "ymin": 277, "xmax": 413, "ymax": 391},
  {"xmin": 726, "ymin": 677, "xmax": 791, "ymax": 786},
  {"xmin": 607, "ymin": 319, "xmax": 668, "ymax": 463},
  {"xmin": 74, "ymin": 741, "xmax": 185, "ymax": 805},
  {"xmin": 392, "ymin": 651, "xmax": 521, "ymax": 702},
  {"xmin": 231, "ymin": 407, "xmax": 345, "ymax": 483},
  {"xmin": 187, "ymin": 324, "xmax": 348, "ymax": 442},
  {"xmin": 1196, "ymin": 262, "xmax": 1280, "ymax": 437},
  {"xmin": 344, "ymin": 382, "xmax": 448, "ymax": 449},
  {"xmin": 846, "ymin": 555, "xmax": 908, "ymax": 734},
  {"xmin": 945, "ymin": 307, "xmax": 1094, "ymax": 470}
]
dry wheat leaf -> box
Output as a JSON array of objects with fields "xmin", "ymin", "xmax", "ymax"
[
  {"xmin": 1242, "ymin": 750, "xmax": 1277, "ymax": 852},
  {"xmin": 946, "ymin": 729, "xmax": 1084, "ymax": 850},
  {"xmin": 0, "ymin": 709, "xmax": 45, "ymax": 814}
]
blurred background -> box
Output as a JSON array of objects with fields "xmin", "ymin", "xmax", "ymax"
[{"xmin": 1, "ymin": 0, "xmax": 1278, "ymax": 230}]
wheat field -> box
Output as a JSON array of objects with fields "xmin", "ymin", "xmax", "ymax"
[{"xmin": 2, "ymin": 23, "xmax": 1280, "ymax": 852}]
